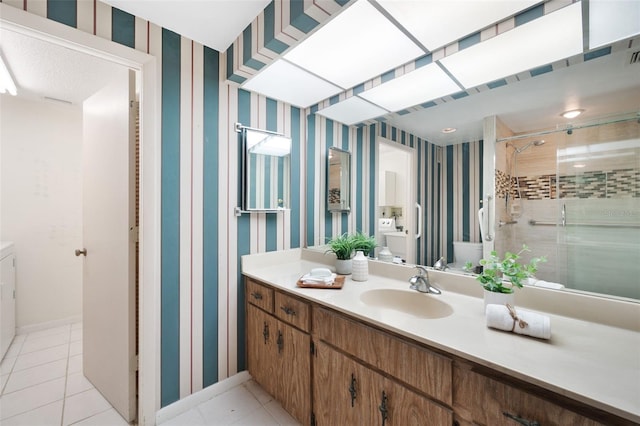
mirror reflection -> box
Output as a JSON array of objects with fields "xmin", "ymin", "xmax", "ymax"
[
  {"xmin": 327, "ymin": 147, "xmax": 351, "ymax": 212},
  {"xmin": 494, "ymin": 114, "xmax": 640, "ymax": 299},
  {"xmin": 242, "ymin": 127, "xmax": 291, "ymax": 211}
]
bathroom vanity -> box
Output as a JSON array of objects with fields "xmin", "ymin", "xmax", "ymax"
[{"xmin": 242, "ymin": 249, "xmax": 639, "ymax": 426}]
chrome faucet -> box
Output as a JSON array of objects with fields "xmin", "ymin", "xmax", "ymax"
[
  {"xmin": 433, "ymin": 257, "xmax": 448, "ymax": 271},
  {"xmin": 409, "ymin": 266, "xmax": 441, "ymax": 294}
]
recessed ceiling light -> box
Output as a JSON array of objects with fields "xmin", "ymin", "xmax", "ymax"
[
  {"xmin": 573, "ymin": 164, "xmax": 586, "ymax": 168},
  {"xmin": 441, "ymin": 127, "xmax": 457, "ymax": 134},
  {"xmin": 561, "ymin": 109, "xmax": 585, "ymax": 119},
  {"xmin": 439, "ymin": 3, "xmax": 583, "ymax": 89}
]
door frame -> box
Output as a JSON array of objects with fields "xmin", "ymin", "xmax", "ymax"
[
  {"xmin": 375, "ymin": 137, "xmax": 418, "ymax": 264},
  {"xmin": 0, "ymin": 5, "xmax": 161, "ymax": 425}
]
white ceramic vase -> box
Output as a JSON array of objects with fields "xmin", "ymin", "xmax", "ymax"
[
  {"xmin": 335, "ymin": 259, "xmax": 352, "ymax": 275},
  {"xmin": 483, "ymin": 289, "xmax": 515, "ymax": 313},
  {"xmin": 378, "ymin": 246, "xmax": 393, "ymax": 262},
  {"xmin": 352, "ymin": 251, "xmax": 369, "ymax": 282}
]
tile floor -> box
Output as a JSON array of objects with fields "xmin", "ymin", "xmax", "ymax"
[{"xmin": 1, "ymin": 322, "xmax": 299, "ymax": 426}]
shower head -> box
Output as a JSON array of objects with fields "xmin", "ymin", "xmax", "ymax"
[{"xmin": 514, "ymin": 139, "xmax": 545, "ymax": 154}]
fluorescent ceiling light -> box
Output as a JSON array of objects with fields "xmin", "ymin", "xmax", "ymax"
[
  {"xmin": 377, "ymin": 0, "xmax": 539, "ymax": 51},
  {"xmin": 316, "ymin": 97, "xmax": 388, "ymax": 126},
  {"xmin": 589, "ymin": 0, "xmax": 640, "ymax": 49},
  {"xmin": 246, "ymin": 130, "xmax": 291, "ymax": 157},
  {"xmin": 358, "ymin": 63, "xmax": 460, "ymax": 111},
  {"xmin": 284, "ymin": 0, "xmax": 424, "ymax": 90},
  {"xmin": 0, "ymin": 53, "xmax": 17, "ymax": 96},
  {"xmin": 440, "ymin": 3, "xmax": 583, "ymax": 89},
  {"xmin": 241, "ymin": 59, "xmax": 342, "ymax": 108}
]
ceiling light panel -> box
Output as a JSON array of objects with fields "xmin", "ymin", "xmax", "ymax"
[
  {"xmin": 440, "ymin": 2, "xmax": 583, "ymax": 89},
  {"xmin": 377, "ymin": 0, "xmax": 539, "ymax": 52},
  {"xmin": 589, "ymin": 0, "xmax": 640, "ymax": 49},
  {"xmin": 284, "ymin": 0, "xmax": 424, "ymax": 90},
  {"xmin": 316, "ymin": 97, "xmax": 388, "ymax": 125},
  {"xmin": 358, "ymin": 63, "xmax": 460, "ymax": 111},
  {"xmin": 241, "ymin": 59, "xmax": 343, "ymax": 108}
]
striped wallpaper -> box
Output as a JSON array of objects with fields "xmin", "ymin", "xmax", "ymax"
[{"xmin": 5, "ymin": 0, "xmax": 482, "ymax": 410}]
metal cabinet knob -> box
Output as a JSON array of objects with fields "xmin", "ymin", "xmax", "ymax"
[{"xmin": 75, "ymin": 249, "xmax": 87, "ymax": 257}]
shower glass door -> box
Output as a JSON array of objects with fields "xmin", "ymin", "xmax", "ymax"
[{"xmin": 556, "ymin": 117, "xmax": 640, "ymax": 299}]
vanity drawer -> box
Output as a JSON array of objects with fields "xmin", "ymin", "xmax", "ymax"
[
  {"xmin": 313, "ymin": 306, "xmax": 452, "ymax": 405},
  {"xmin": 453, "ymin": 363, "xmax": 606, "ymax": 426},
  {"xmin": 274, "ymin": 291, "xmax": 310, "ymax": 332},
  {"xmin": 246, "ymin": 279, "xmax": 274, "ymax": 313}
]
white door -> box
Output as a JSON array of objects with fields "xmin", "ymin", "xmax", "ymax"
[{"xmin": 81, "ymin": 68, "xmax": 136, "ymax": 422}]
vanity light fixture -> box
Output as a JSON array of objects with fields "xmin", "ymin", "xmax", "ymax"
[
  {"xmin": 561, "ymin": 109, "xmax": 584, "ymax": 119},
  {"xmin": 441, "ymin": 127, "xmax": 457, "ymax": 134},
  {"xmin": 0, "ymin": 53, "xmax": 17, "ymax": 96}
]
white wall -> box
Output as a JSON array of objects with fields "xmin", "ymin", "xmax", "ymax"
[{"xmin": 0, "ymin": 94, "xmax": 83, "ymax": 328}]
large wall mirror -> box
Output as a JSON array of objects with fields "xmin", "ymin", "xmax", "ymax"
[
  {"xmin": 327, "ymin": 147, "xmax": 351, "ymax": 212},
  {"xmin": 239, "ymin": 124, "xmax": 291, "ymax": 211}
]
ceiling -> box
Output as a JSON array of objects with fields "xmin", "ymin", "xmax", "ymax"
[{"xmin": 2, "ymin": 0, "xmax": 639, "ymax": 146}]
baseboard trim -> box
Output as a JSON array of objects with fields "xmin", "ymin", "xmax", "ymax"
[
  {"xmin": 155, "ymin": 371, "xmax": 252, "ymax": 424},
  {"xmin": 16, "ymin": 315, "xmax": 82, "ymax": 335}
]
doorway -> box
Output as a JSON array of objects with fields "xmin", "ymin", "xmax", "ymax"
[
  {"xmin": 375, "ymin": 137, "xmax": 418, "ymax": 264},
  {"xmin": 0, "ymin": 5, "xmax": 160, "ymax": 425}
]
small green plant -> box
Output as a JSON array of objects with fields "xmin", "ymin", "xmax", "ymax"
[
  {"xmin": 352, "ymin": 231, "xmax": 377, "ymax": 257},
  {"xmin": 325, "ymin": 233, "xmax": 356, "ymax": 260},
  {"xmin": 466, "ymin": 245, "xmax": 546, "ymax": 294}
]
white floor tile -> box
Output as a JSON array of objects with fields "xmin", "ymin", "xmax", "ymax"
[
  {"xmin": 25, "ymin": 325, "xmax": 71, "ymax": 341},
  {"xmin": 0, "ymin": 377, "xmax": 66, "ymax": 420},
  {"xmin": 264, "ymin": 400, "xmax": 300, "ymax": 426},
  {"xmin": 197, "ymin": 385, "xmax": 262, "ymax": 425},
  {"xmin": 13, "ymin": 344, "xmax": 69, "ymax": 372},
  {"xmin": 20, "ymin": 333, "xmax": 70, "ymax": 355},
  {"xmin": 1, "ymin": 374, "xmax": 8, "ymax": 394},
  {"xmin": 4, "ymin": 336, "xmax": 25, "ymax": 359},
  {"xmin": 67, "ymin": 354, "xmax": 83, "ymax": 375},
  {"xmin": 62, "ymin": 388, "xmax": 111, "ymax": 426},
  {"xmin": 66, "ymin": 372, "xmax": 94, "ymax": 396},
  {"xmin": 161, "ymin": 408, "xmax": 207, "ymax": 426},
  {"xmin": 244, "ymin": 380, "xmax": 273, "ymax": 405},
  {"xmin": 71, "ymin": 322, "xmax": 82, "ymax": 331},
  {"xmin": 71, "ymin": 407, "xmax": 128, "ymax": 426},
  {"xmin": 230, "ymin": 407, "xmax": 279, "ymax": 426},
  {"xmin": 1, "ymin": 355, "xmax": 17, "ymax": 376},
  {"xmin": 0, "ymin": 399, "xmax": 63, "ymax": 426},
  {"xmin": 3, "ymin": 359, "xmax": 67, "ymax": 394},
  {"xmin": 69, "ymin": 341, "xmax": 82, "ymax": 356}
]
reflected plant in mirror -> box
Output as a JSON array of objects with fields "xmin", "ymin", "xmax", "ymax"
[{"xmin": 469, "ymin": 245, "xmax": 546, "ymax": 294}]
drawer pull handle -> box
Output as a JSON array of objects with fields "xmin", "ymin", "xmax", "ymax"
[
  {"xmin": 378, "ymin": 391, "xmax": 388, "ymax": 426},
  {"xmin": 348, "ymin": 374, "xmax": 357, "ymax": 407},
  {"xmin": 262, "ymin": 322, "xmax": 269, "ymax": 344},
  {"xmin": 277, "ymin": 330, "xmax": 284, "ymax": 353},
  {"xmin": 251, "ymin": 292, "xmax": 263, "ymax": 300},
  {"xmin": 503, "ymin": 412, "xmax": 540, "ymax": 426},
  {"xmin": 280, "ymin": 306, "xmax": 296, "ymax": 316}
]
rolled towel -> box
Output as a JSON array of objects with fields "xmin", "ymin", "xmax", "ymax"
[
  {"xmin": 485, "ymin": 304, "xmax": 551, "ymax": 340},
  {"xmin": 533, "ymin": 280, "xmax": 565, "ymax": 290}
]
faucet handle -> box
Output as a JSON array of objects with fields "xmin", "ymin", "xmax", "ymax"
[{"xmin": 414, "ymin": 265, "xmax": 429, "ymax": 276}]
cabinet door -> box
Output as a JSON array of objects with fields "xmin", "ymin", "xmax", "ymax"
[
  {"xmin": 314, "ymin": 341, "xmax": 375, "ymax": 425},
  {"xmin": 277, "ymin": 320, "xmax": 311, "ymax": 425},
  {"xmin": 246, "ymin": 304, "xmax": 278, "ymax": 399},
  {"xmin": 380, "ymin": 376, "xmax": 452, "ymax": 426}
]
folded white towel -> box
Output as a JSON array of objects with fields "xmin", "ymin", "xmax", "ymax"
[
  {"xmin": 485, "ymin": 304, "xmax": 551, "ymax": 340},
  {"xmin": 301, "ymin": 272, "xmax": 337, "ymax": 285}
]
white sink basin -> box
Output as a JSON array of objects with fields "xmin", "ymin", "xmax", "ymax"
[{"xmin": 360, "ymin": 289, "xmax": 453, "ymax": 319}]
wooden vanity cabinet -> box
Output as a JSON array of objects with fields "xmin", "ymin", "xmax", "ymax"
[
  {"xmin": 245, "ymin": 279, "xmax": 311, "ymax": 425},
  {"xmin": 314, "ymin": 341, "xmax": 452, "ymax": 425}
]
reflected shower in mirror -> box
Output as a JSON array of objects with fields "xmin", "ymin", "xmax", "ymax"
[
  {"xmin": 239, "ymin": 124, "xmax": 292, "ymax": 211},
  {"xmin": 493, "ymin": 112, "xmax": 640, "ymax": 300},
  {"xmin": 328, "ymin": 147, "xmax": 351, "ymax": 212}
]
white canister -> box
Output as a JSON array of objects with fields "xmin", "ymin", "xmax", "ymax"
[
  {"xmin": 379, "ymin": 246, "xmax": 393, "ymax": 262},
  {"xmin": 352, "ymin": 251, "xmax": 369, "ymax": 282}
]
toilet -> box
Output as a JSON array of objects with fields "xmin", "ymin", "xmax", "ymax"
[
  {"xmin": 384, "ymin": 231, "xmax": 406, "ymax": 261},
  {"xmin": 450, "ymin": 241, "xmax": 483, "ymax": 271}
]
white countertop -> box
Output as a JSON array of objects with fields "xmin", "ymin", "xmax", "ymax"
[{"xmin": 242, "ymin": 249, "xmax": 640, "ymax": 423}]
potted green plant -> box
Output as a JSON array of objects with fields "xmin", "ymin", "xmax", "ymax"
[
  {"xmin": 352, "ymin": 231, "xmax": 377, "ymax": 257},
  {"xmin": 466, "ymin": 245, "xmax": 546, "ymax": 309},
  {"xmin": 325, "ymin": 233, "xmax": 356, "ymax": 274}
]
